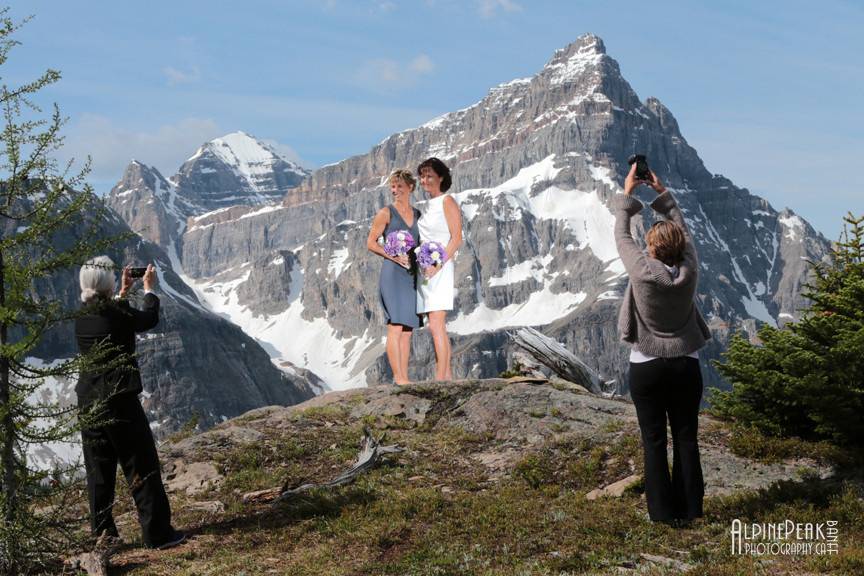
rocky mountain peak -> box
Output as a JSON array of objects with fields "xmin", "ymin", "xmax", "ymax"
[
  {"xmin": 172, "ymin": 131, "xmax": 309, "ymax": 212},
  {"xmin": 195, "ymin": 131, "xmax": 303, "ymax": 181},
  {"xmin": 186, "ymin": 131, "xmax": 307, "ymax": 184},
  {"xmin": 541, "ymin": 33, "xmax": 612, "ymax": 87},
  {"xmin": 106, "ymin": 160, "xmax": 184, "ymax": 247},
  {"xmin": 548, "ymin": 33, "xmax": 607, "ymax": 62},
  {"xmin": 112, "ymin": 160, "xmax": 171, "ymax": 197}
]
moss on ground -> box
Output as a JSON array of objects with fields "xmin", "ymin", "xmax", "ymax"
[{"xmin": 64, "ymin": 389, "xmax": 864, "ymax": 575}]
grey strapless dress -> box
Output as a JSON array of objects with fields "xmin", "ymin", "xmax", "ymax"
[{"xmin": 379, "ymin": 205, "xmax": 422, "ymax": 328}]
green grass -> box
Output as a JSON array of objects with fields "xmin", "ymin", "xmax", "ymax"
[
  {"xmin": 724, "ymin": 424, "xmax": 855, "ymax": 466},
  {"xmin": 77, "ymin": 389, "xmax": 864, "ymax": 575}
]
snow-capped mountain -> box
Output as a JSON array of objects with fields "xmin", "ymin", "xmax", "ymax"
[
  {"xmin": 107, "ymin": 131, "xmax": 310, "ymax": 250},
  {"xmin": 15, "ymin": 192, "xmax": 319, "ymax": 448},
  {"xmin": 112, "ymin": 34, "xmax": 830, "ymax": 395},
  {"xmin": 174, "ymin": 131, "xmax": 309, "ymax": 209}
]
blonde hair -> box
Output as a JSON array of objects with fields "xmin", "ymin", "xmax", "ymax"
[
  {"xmin": 79, "ymin": 255, "xmax": 116, "ymax": 303},
  {"xmin": 389, "ymin": 169, "xmax": 416, "ymax": 190},
  {"xmin": 646, "ymin": 221, "xmax": 686, "ymax": 266}
]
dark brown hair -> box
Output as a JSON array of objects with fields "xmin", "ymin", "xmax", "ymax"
[
  {"xmin": 646, "ymin": 221, "xmax": 686, "ymax": 266},
  {"xmin": 417, "ymin": 157, "xmax": 452, "ymax": 192}
]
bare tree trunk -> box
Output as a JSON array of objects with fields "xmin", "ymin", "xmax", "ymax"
[
  {"xmin": 0, "ymin": 249, "xmax": 15, "ymax": 526},
  {"xmin": 273, "ymin": 427, "xmax": 402, "ymax": 505},
  {"xmin": 510, "ymin": 327, "xmax": 614, "ymax": 395}
]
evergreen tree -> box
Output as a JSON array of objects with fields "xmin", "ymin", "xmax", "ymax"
[
  {"xmin": 0, "ymin": 10, "xmax": 131, "ymax": 573},
  {"xmin": 710, "ymin": 213, "xmax": 864, "ymax": 447}
]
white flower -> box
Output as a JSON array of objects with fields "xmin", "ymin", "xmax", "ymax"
[
  {"xmin": 397, "ymin": 232, "xmax": 406, "ymax": 240},
  {"xmin": 431, "ymin": 251, "xmax": 440, "ymax": 260}
]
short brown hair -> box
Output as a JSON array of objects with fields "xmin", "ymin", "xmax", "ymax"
[
  {"xmin": 389, "ymin": 169, "xmax": 416, "ymax": 190},
  {"xmin": 646, "ymin": 220, "xmax": 686, "ymax": 266}
]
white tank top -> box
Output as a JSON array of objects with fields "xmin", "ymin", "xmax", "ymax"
[{"xmin": 418, "ymin": 193, "xmax": 452, "ymax": 245}]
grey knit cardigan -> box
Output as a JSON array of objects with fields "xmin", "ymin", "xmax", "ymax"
[{"xmin": 613, "ymin": 190, "xmax": 711, "ymax": 357}]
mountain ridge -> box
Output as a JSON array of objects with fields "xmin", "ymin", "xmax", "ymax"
[{"xmin": 107, "ymin": 33, "xmax": 830, "ymax": 396}]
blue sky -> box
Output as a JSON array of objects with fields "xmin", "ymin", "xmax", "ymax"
[{"xmin": 5, "ymin": 0, "xmax": 862, "ymax": 239}]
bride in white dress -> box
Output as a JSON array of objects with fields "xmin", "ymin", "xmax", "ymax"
[{"xmin": 416, "ymin": 157, "xmax": 462, "ymax": 381}]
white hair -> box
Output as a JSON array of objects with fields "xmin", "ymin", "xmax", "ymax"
[{"xmin": 79, "ymin": 255, "xmax": 116, "ymax": 303}]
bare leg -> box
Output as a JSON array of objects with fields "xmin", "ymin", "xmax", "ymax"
[
  {"xmin": 386, "ymin": 324, "xmax": 406, "ymax": 384},
  {"xmin": 427, "ymin": 311, "xmax": 452, "ymax": 381},
  {"xmin": 399, "ymin": 327, "xmax": 413, "ymax": 384}
]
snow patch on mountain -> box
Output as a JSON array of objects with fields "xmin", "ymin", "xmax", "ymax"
[
  {"xmin": 779, "ymin": 214, "xmax": 805, "ymax": 241},
  {"xmin": 455, "ymin": 154, "xmax": 625, "ymax": 278},
  {"xmin": 184, "ymin": 265, "xmax": 377, "ymax": 390},
  {"xmin": 450, "ymin": 283, "xmax": 587, "ymax": 335},
  {"xmin": 488, "ymin": 254, "xmax": 555, "ymax": 287},
  {"xmin": 207, "ymin": 131, "xmax": 304, "ymax": 184},
  {"xmin": 545, "ymin": 37, "xmax": 606, "ymax": 86}
]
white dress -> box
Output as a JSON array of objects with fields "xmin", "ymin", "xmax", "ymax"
[{"xmin": 417, "ymin": 193, "xmax": 455, "ymax": 313}]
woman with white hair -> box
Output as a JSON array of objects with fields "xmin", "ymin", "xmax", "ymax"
[{"xmin": 75, "ymin": 256, "xmax": 184, "ymax": 549}]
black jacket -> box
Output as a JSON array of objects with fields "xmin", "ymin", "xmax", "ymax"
[{"xmin": 75, "ymin": 292, "xmax": 159, "ymax": 405}]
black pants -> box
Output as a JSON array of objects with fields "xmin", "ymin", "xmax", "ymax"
[
  {"xmin": 629, "ymin": 357, "xmax": 704, "ymax": 522},
  {"xmin": 80, "ymin": 393, "xmax": 174, "ymax": 546}
]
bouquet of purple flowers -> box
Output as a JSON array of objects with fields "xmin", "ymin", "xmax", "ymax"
[
  {"xmin": 415, "ymin": 241, "xmax": 448, "ymax": 283},
  {"xmin": 383, "ymin": 230, "xmax": 416, "ymax": 258}
]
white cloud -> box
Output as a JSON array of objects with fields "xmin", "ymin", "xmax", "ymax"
[
  {"xmin": 409, "ymin": 54, "xmax": 435, "ymax": 74},
  {"xmin": 376, "ymin": 1, "xmax": 397, "ymax": 12},
  {"xmin": 478, "ymin": 0, "xmax": 521, "ymax": 18},
  {"xmin": 163, "ymin": 65, "xmax": 201, "ymax": 86},
  {"xmin": 353, "ymin": 53, "xmax": 435, "ymax": 93},
  {"xmin": 60, "ymin": 115, "xmax": 223, "ymax": 183}
]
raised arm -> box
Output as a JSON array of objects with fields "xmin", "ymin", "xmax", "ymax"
[
  {"xmin": 614, "ymin": 195, "xmax": 652, "ymax": 278},
  {"xmin": 117, "ymin": 264, "xmax": 160, "ymax": 332},
  {"xmin": 648, "ymin": 179, "xmax": 698, "ymax": 264},
  {"xmin": 130, "ymin": 292, "xmax": 160, "ymax": 332},
  {"xmin": 615, "ymin": 162, "xmax": 652, "ymax": 277}
]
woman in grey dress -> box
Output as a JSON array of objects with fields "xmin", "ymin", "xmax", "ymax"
[{"xmin": 366, "ymin": 169, "xmax": 422, "ymax": 385}]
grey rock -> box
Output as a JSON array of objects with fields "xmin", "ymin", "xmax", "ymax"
[
  {"xmin": 163, "ymin": 460, "xmax": 223, "ymax": 495},
  {"xmin": 349, "ymin": 393, "xmax": 433, "ymax": 425},
  {"xmin": 184, "ymin": 500, "xmax": 226, "ymax": 514},
  {"xmin": 585, "ymin": 474, "xmax": 642, "ymax": 500}
]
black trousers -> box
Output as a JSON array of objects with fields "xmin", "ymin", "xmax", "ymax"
[
  {"xmin": 628, "ymin": 357, "xmax": 704, "ymax": 522},
  {"xmin": 80, "ymin": 393, "xmax": 174, "ymax": 546}
]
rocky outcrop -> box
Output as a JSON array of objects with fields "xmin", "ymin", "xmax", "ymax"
[{"xmin": 162, "ymin": 379, "xmax": 834, "ymax": 497}]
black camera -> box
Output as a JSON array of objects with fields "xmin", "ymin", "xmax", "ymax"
[
  {"xmin": 129, "ymin": 266, "xmax": 148, "ymax": 279},
  {"xmin": 627, "ymin": 154, "xmax": 653, "ymax": 182}
]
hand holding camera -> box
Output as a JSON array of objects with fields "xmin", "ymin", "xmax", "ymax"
[
  {"xmin": 119, "ymin": 263, "xmax": 157, "ymax": 297},
  {"xmin": 624, "ymin": 155, "xmax": 666, "ymax": 196}
]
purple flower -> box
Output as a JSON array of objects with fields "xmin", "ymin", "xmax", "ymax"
[
  {"xmin": 415, "ymin": 241, "xmax": 448, "ymax": 271},
  {"xmin": 383, "ymin": 229, "xmax": 416, "ymax": 257}
]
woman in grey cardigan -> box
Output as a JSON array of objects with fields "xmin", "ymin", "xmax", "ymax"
[{"xmin": 615, "ymin": 162, "xmax": 711, "ymax": 525}]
